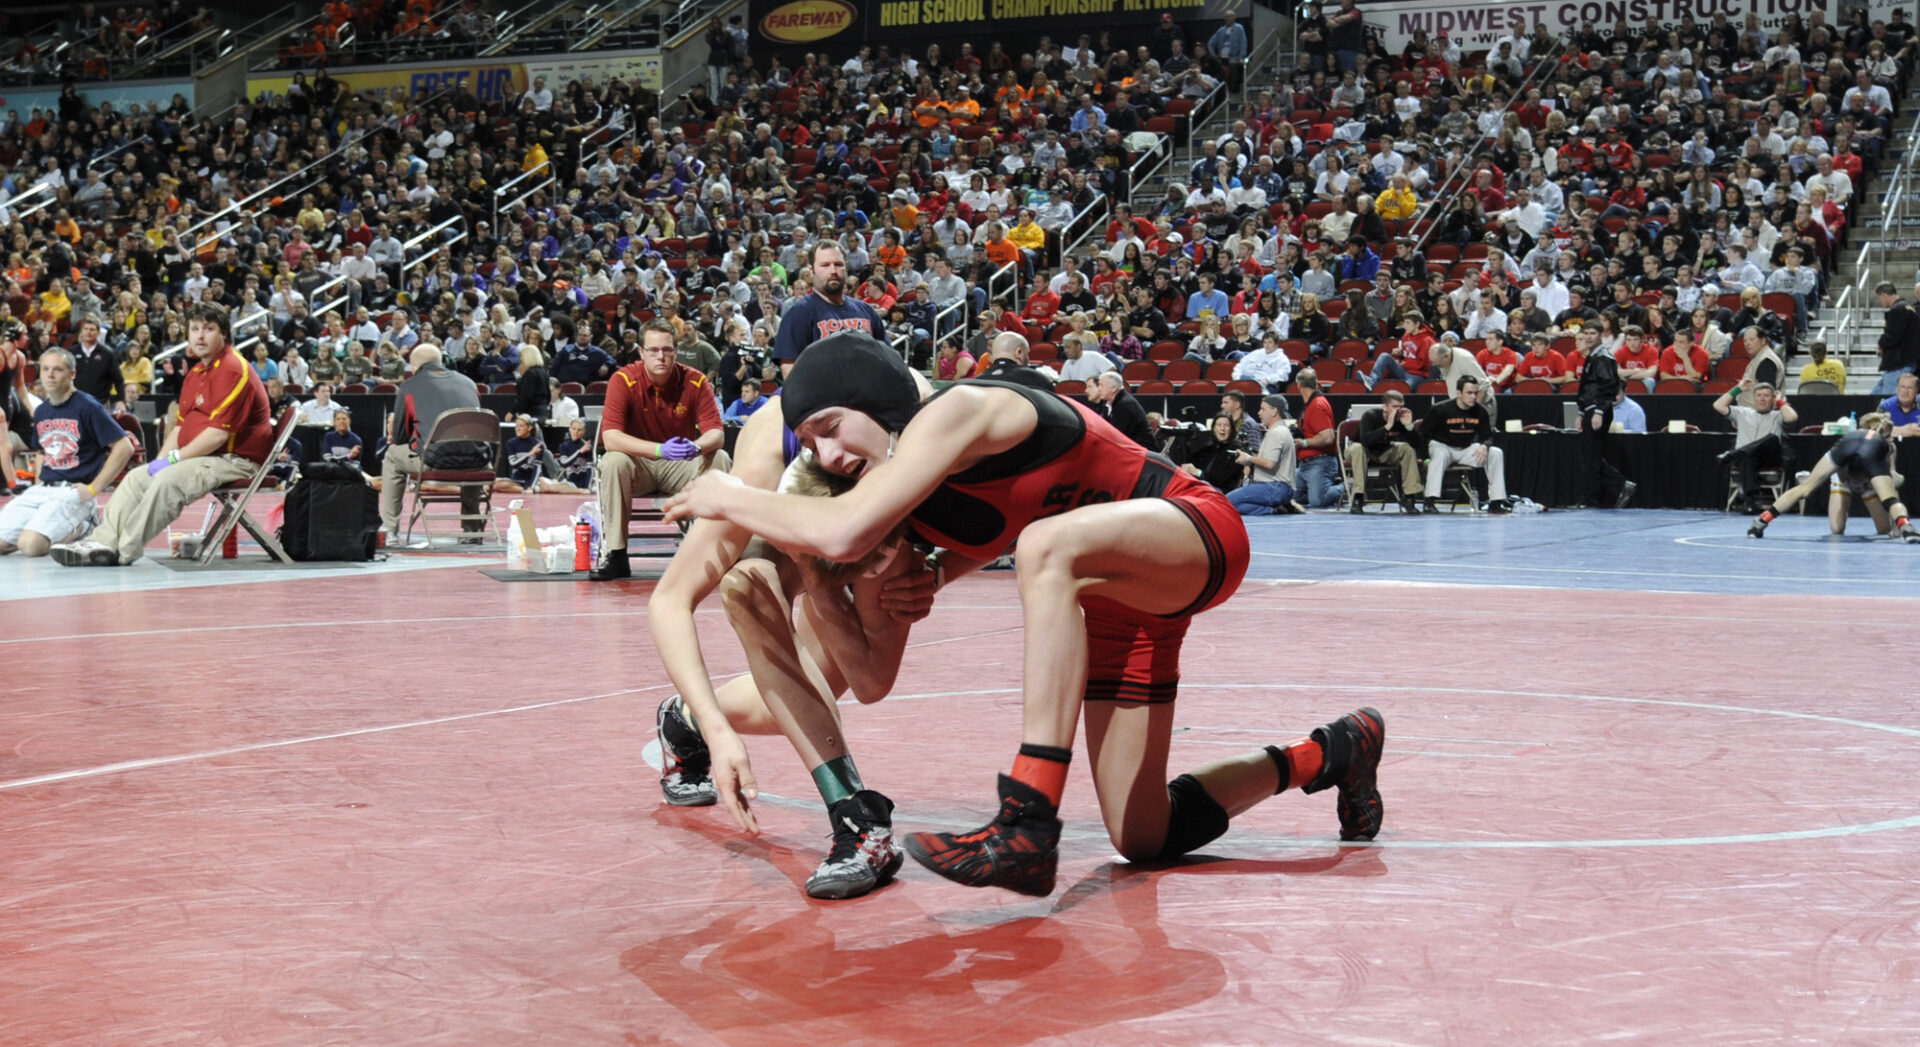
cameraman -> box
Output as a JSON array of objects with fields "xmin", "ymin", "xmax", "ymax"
[{"xmin": 717, "ymin": 327, "xmax": 764, "ymax": 407}]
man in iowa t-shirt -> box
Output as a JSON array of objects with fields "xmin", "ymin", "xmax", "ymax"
[
  {"xmin": 54, "ymin": 303, "xmax": 273, "ymax": 566},
  {"xmin": 773, "ymin": 240, "xmax": 882, "ymax": 372}
]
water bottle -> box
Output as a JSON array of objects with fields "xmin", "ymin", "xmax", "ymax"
[
  {"xmin": 576, "ymin": 501, "xmax": 600, "ymax": 562},
  {"xmin": 1848, "ymin": 411, "xmax": 1858, "ymax": 431}
]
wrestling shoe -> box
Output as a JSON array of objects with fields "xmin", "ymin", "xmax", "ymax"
[
  {"xmin": 1302, "ymin": 707, "xmax": 1386, "ymax": 842},
  {"xmin": 49, "ymin": 540, "xmax": 119, "ymax": 567},
  {"xmin": 1748, "ymin": 519, "xmax": 1768, "ymax": 539},
  {"xmin": 806, "ymin": 790, "xmax": 905, "ymax": 900},
  {"xmin": 1615, "ymin": 480, "xmax": 1637, "ymax": 510},
  {"xmin": 904, "ymin": 774, "xmax": 1062, "ymax": 897},
  {"xmin": 1899, "ymin": 521, "xmax": 1920, "ymax": 544},
  {"xmin": 655, "ymin": 695, "xmax": 717, "ymax": 807}
]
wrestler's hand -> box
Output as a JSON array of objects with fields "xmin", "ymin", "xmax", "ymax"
[
  {"xmin": 662, "ymin": 469, "xmax": 743, "ymax": 523},
  {"xmin": 879, "ymin": 556, "xmax": 937, "ymax": 622},
  {"xmin": 705, "ymin": 731, "xmax": 761, "ymax": 835}
]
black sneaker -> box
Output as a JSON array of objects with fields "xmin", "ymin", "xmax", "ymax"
[
  {"xmin": 807, "ymin": 790, "xmax": 905, "ymax": 899},
  {"xmin": 1484, "ymin": 499, "xmax": 1512, "ymax": 514},
  {"xmin": 655, "ymin": 695, "xmax": 717, "ymax": 807},
  {"xmin": 1901, "ymin": 521, "xmax": 1920, "ymax": 544},
  {"xmin": 588, "ymin": 548, "xmax": 630, "ymax": 581},
  {"xmin": 1303, "ymin": 707, "xmax": 1386, "ymax": 842},
  {"xmin": 1614, "ymin": 480, "xmax": 1637, "ymax": 509},
  {"xmin": 1420, "ymin": 498, "xmax": 1439, "ymax": 514},
  {"xmin": 1349, "ymin": 495, "xmax": 1366, "ymax": 514},
  {"xmin": 905, "ymin": 774, "xmax": 1062, "ymax": 896},
  {"xmin": 1398, "ymin": 495, "xmax": 1421, "ymax": 514},
  {"xmin": 1748, "ymin": 519, "xmax": 1768, "ymax": 539}
]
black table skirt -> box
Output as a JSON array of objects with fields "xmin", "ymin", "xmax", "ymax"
[{"xmin": 1495, "ymin": 431, "xmax": 1920, "ymax": 512}]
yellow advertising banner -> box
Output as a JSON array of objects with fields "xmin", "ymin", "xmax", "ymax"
[
  {"xmin": 521, "ymin": 50, "xmax": 663, "ymax": 93},
  {"xmin": 247, "ymin": 62, "xmax": 527, "ymax": 108}
]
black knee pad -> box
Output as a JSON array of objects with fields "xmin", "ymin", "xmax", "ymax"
[{"xmin": 1156, "ymin": 773, "xmax": 1230, "ymax": 860}]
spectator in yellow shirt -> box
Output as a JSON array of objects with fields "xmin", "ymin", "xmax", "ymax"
[
  {"xmin": 1008, "ymin": 207, "xmax": 1048, "ymax": 267},
  {"xmin": 1376, "ymin": 174, "xmax": 1419, "ymax": 221},
  {"xmin": 1797, "ymin": 341, "xmax": 1847, "ymax": 393},
  {"xmin": 523, "ymin": 141, "xmax": 550, "ymax": 176}
]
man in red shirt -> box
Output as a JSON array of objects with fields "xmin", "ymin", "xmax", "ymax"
[
  {"xmin": 1021, "ymin": 279, "xmax": 1061, "ymax": 326},
  {"xmin": 1657, "ymin": 329, "xmax": 1709, "ymax": 385},
  {"xmin": 54, "ymin": 303, "xmax": 273, "ymax": 566},
  {"xmin": 591, "ymin": 319, "xmax": 731, "ymax": 580},
  {"xmin": 1613, "ymin": 324, "xmax": 1661, "ymax": 391},
  {"xmin": 1477, "ymin": 330, "xmax": 1521, "ymax": 391},
  {"xmin": 1517, "ymin": 333, "xmax": 1570, "ymax": 386},
  {"xmin": 1294, "ymin": 368, "xmax": 1344, "ymax": 508}
]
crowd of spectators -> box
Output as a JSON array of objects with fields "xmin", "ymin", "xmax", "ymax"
[
  {"xmin": 1, "ymin": 1, "xmax": 1916, "ymax": 512},
  {"xmin": 3, "ymin": 4, "xmax": 220, "ymax": 87}
]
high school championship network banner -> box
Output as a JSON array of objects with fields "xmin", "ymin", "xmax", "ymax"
[
  {"xmin": 749, "ymin": 0, "xmax": 1245, "ymax": 49},
  {"xmin": 1361, "ymin": 0, "xmax": 1900, "ymax": 55}
]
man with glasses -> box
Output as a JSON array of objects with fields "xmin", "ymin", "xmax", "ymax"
[{"xmin": 591, "ymin": 320, "xmax": 732, "ymax": 580}]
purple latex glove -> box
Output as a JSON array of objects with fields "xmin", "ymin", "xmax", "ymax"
[
  {"xmin": 147, "ymin": 455, "xmax": 174, "ymax": 477},
  {"xmin": 660, "ymin": 437, "xmax": 699, "ymax": 461}
]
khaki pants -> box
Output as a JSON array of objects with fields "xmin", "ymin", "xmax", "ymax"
[
  {"xmin": 599, "ymin": 449, "xmax": 731, "ymax": 551},
  {"xmin": 380, "ymin": 444, "xmax": 481, "ymax": 534},
  {"xmin": 90, "ymin": 454, "xmax": 255, "ymax": 564},
  {"xmin": 1344, "ymin": 441, "xmax": 1423, "ymax": 498}
]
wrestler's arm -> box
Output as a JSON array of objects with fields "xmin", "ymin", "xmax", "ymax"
[
  {"xmin": 665, "ymin": 386, "xmax": 1030, "ymax": 561},
  {"xmin": 646, "ymin": 406, "xmax": 785, "ymax": 741}
]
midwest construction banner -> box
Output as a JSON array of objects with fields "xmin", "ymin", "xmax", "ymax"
[{"xmin": 1362, "ymin": 0, "xmax": 1880, "ymax": 55}]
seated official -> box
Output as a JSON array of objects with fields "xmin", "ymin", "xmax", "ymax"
[
  {"xmin": 554, "ymin": 419, "xmax": 594, "ymax": 489},
  {"xmin": 379, "ymin": 344, "xmax": 485, "ymax": 540},
  {"xmin": 1715, "ymin": 378, "xmax": 1799, "ymax": 514},
  {"xmin": 1345, "ymin": 389, "xmax": 1424, "ymax": 513},
  {"xmin": 320, "ymin": 409, "xmax": 364, "ymax": 468},
  {"xmin": 1416, "ymin": 375, "xmax": 1510, "ymax": 513},
  {"xmin": 53, "ymin": 304, "xmax": 273, "ymax": 566},
  {"xmin": 0, "ymin": 348, "xmax": 136, "ymax": 558},
  {"xmin": 591, "ymin": 320, "xmax": 731, "ymax": 581}
]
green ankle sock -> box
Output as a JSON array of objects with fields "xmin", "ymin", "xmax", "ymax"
[{"xmin": 810, "ymin": 755, "xmax": 865, "ymax": 806}]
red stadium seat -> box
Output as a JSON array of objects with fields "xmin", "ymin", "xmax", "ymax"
[
  {"xmin": 1136, "ymin": 380, "xmax": 1175, "ymax": 394},
  {"xmin": 1310, "ymin": 359, "xmax": 1348, "ymax": 383},
  {"xmin": 1163, "ymin": 359, "xmax": 1202, "ymax": 382},
  {"xmin": 1654, "ymin": 378, "xmax": 1699, "ymax": 394},
  {"xmin": 1149, "ymin": 340, "xmax": 1186, "ymax": 362},
  {"xmin": 1512, "ymin": 379, "xmax": 1555, "ymax": 395},
  {"xmin": 1122, "ymin": 360, "xmax": 1161, "ymax": 382}
]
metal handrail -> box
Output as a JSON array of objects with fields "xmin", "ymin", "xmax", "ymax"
[
  {"xmin": 1407, "ymin": 34, "xmax": 1568, "ymax": 264},
  {"xmin": 1060, "ymin": 190, "xmax": 1111, "ymax": 264},
  {"xmin": 929, "ymin": 296, "xmax": 968, "ymax": 357},
  {"xmin": 402, "ymin": 231, "xmax": 468, "ymax": 279},
  {"xmin": 1176, "ymin": 76, "xmax": 1229, "ymax": 187},
  {"xmin": 4, "ymin": 181, "xmax": 55, "ymax": 220},
  {"xmin": 154, "ymin": 333, "xmax": 263, "ymax": 366},
  {"xmin": 986, "ymin": 258, "xmax": 1022, "ymax": 310},
  {"xmin": 90, "ymin": 135, "xmax": 152, "ymax": 171},
  {"xmin": 479, "ymin": 0, "xmax": 573, "ymax": 57}
]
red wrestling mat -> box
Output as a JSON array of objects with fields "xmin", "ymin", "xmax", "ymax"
[{"xmin": 2, "ymin": 569, "xmax": 1917, "ymax": 1044}]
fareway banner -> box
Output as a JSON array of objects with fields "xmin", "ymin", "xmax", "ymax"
[{"xmin": 1360, "ymin": 0, "xmax": 1898, "ymax": 55}]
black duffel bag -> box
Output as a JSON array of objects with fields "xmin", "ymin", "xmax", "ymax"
[{"xmin": 279, "ymin": 460, "xmax": 382, "ymax": 561}]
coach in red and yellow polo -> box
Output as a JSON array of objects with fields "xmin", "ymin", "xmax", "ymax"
[
  {"xmin": 590, "ymin": 319, "xmax": 730, "ymax": 580},
  {"xmin": 53, "ymin": 303, "xmax": 273, "ymax": 567}
]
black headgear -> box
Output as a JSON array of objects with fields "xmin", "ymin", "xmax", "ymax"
[{"xmin": 780, "ymin": 330, "xmax": 920, "ymax": 434}]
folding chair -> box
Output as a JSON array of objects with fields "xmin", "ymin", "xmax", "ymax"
[
  {"xmin": 196, "ymin": 407, "xmax": 301, "ymax": 565},
  {"xmin": 404, "ymin": 407, "xmax": 501, "ymax": 545}
]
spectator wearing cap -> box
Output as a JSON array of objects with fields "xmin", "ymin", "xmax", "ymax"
[{"xmin": 1225, "ymin": 396, "xmax": 1298, "ymax": 516}]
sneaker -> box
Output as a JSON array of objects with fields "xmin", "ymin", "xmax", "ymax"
[
  {"xmin": 1614, "ymin": 480, "xmax": 1637, "ymax": 510},
  {"xmin": 1484, "ymin": 499, "xmax": 1512, "ymax": 515},
  {"xmin": 1899, "ymin": 521, "xmax": 1920, "ymax": 544},
  {"xmin": 1748, "ymin": 519, "xmax": 1768, "ymax": 539},
  {"xmin": 806, "ymin": 790, "xmax": 905, "ymax": 900},
  {"xmin": 49, "ymin": 540, "xmax": 119, "ymax": 567},
  {"xmin": 1349, "ymin": 495, "xmax": 1366, "ymax": 514},
  {"xmin": 588, "ymin": 548, "xmax": 630, "ymax": 581},
  {"xmin": 655, "ymin": 695, "xmax": 717, "ymax": 807},
  {"xmin": 1419, "ymin": 498, "xmax": 1439, "ymax": 514},
  {"xmin": 904, "ymin": 774, "xmax": 1062, "ymax": 896},
  {"xmin": 1398, "ymin": 495, "xmax": 1421, "ymax": 514},
  {"xmin": 1302, "ymin": 707, "xmax": 1386, "ymax": 842}
]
